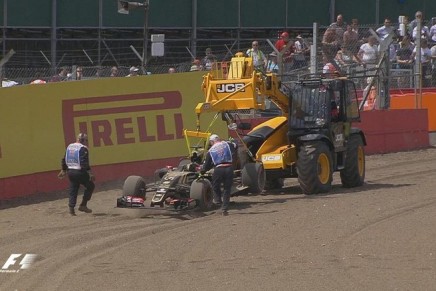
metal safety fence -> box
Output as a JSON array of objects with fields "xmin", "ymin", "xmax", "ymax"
[{"xmin": 2, "ymin": 22, "xmax": 436, "ymax": 99}]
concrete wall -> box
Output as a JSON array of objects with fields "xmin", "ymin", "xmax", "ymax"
[
  {"xmin": 390, "ymin": 89, "xmax": 436, "ymax": 132},
  {"xmin": 360, "ymin": 110, "xmax": 429, "ymax": 154}
]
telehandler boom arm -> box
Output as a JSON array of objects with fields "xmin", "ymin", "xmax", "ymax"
[{"xmin": 195, "ymin": 54, "xmax": 289, "ymax": 117}]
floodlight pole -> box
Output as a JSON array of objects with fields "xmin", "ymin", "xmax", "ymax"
[
  {"xmin": 142, "ymin": 0, "xmax": 149, "ymax": 70},
  {"xmin": 118, "ymin": 1, "xmax": 149, "ymax": 70}
]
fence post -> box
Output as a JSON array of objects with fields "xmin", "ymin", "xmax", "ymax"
[
  {"xmin": 0, "ymin": 49, "xmax": 16, "ymax": 87},
  {"xmin": 414, "ymin": 19, "xmax": 422, "ymax": 109},
  {"xmin": 310, "ymin": 22, "xmax": 318, "ymax": 75}
]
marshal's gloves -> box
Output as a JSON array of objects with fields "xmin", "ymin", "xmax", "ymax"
[
  {"xmin": 199, "ymin": 167, "xmax": 206, "ymax": 175},
  {"xmin": 88, "ymin": 171, "xmax": 96, "ymax": 182},
  {"xmin": 57, "ymin": 170, "xmax": 66, "ymax": 179}
]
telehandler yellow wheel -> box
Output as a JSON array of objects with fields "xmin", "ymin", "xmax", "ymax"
[{"xmin": 297, "ymin": 141, "xmax": 333, "ymax": 194}]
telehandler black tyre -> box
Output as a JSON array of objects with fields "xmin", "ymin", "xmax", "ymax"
[
  {"xmin": 265, "ymin": 178, "xmax": 284, "ymax": 190},
  {"xmin": 340, "ymin": 134, "xmax": 365, "ymax": 187},
  {"xmin": 123, "ymin": 175, "xmax": 146, "ymax": 198},
  {"xmin": 190, "ymin": 179, "xmax": 214, "ymax": 211},
  {"xmin": 241, "ymin": 162, "xmax": 266, "ymax": 194},
  {"xmin": 237, "ymin": 147, "xmax": 250, "ymax": 170},
  {"xmin": 297, "ymin": 141, "xmax": 333, "ymax": 194}
]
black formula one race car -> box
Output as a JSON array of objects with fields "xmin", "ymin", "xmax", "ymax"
[
  {"xmin": 117, "ymin": 158, "xmax": 215, "ymax": 212},
  {"xmin": 116, "ymin": 127, "xmax": 264, "ymax": 213}
]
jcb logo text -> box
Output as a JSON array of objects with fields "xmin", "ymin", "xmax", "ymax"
[{"xmin": 216, "ymin": 83, "xmax": 245, "ymax": 93}]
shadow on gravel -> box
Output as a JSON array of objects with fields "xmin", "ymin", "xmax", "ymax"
[
  {"xmin": 242, "ymin": 181, "xmax": 414, "ymax": 202},
  {"xmin": 297, "ymin": 182, "xmax": 414, "ymax": 200},
  {"xmin": 233, "ymin": 200, "xmax": 288, "ymax": 208},
  {"xmin": 234, "ymin": 184, "xmax": 303, "ymax": 198},
  {"xmin": 331, "ymin": 182, "xmax": 413, "ymax": 195},
  {"xmin": 265, "ymin": 185, "xmax": 304, "ymax": 195},
  {"xmin": 232, "ymin": 210, "xmax": 280, "ymax": 215},
  {"xmin": 210, "ymin": 198, "xmax": 289, "ymax": 216},
  {"xmin": 0, "ymin": 191, "xmax": 68, "ymax": 210},
  {"xmin": 0, "ymin": 179, "xmax": 124, "ymax": 210},
  {"xmin": 107, "ymin": 204, "xmax": 221, "ymax": 220}
]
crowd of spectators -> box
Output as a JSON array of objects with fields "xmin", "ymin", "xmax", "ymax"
[
  {"xmin": 2, "ymin": 11, "xmax": 436, "ymax": 89},
  {"xmin": 321, "ymin": 12, "xmax": 436, "ymax": 88}
]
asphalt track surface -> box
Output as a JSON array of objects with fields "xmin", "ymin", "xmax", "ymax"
[{"xmin": 1, "ymin": 147, "xmax": 436, "ymax": 291}]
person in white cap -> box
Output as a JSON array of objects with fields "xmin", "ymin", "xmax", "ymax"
[
  {"xmin": 126, "ymin": 66, "xmax": 139, "ymax": 77},
  {"xmin": 266, "ymin": 51, "xmax": 279, "ymax": 73},
  {"xmin": 201, "ymin": 134, "xmax": 237, "ymax": 216}
]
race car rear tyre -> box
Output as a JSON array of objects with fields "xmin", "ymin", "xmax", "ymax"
[
  {"xmin": 340, "ymin": 134, "xmax": 365, "ymax": 188},
  {"xmin": 123, "ymin": 175, "xmax": 146, "ymax": 198},
  {"xmin": 297, "ymin": 141, "xmax": 332, "ymax": 195},
  {"xmin": 190, "ymin": 179, "xmax": 213, "ymax": 211},
  {"xmin": 241, "ymin": 162, "xmax": 265, "ymax": 194}
]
